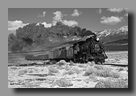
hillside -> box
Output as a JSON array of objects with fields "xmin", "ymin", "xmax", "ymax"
[{"xmin": 8, "ymin": 22, "xmax": 96, "ymax": 53}]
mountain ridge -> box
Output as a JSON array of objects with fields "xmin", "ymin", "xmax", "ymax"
[{"xmin": 95, "ymin": 25, "xmax": 128, "ymax": 51}]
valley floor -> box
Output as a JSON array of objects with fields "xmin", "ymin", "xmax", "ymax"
[
  {"xmin": 105, "ymin": 51, "xmax": 128, "ymax": 65},
  {"xmin": 8, "ymin": 51, "xmax": 128, "ymax": 88}
]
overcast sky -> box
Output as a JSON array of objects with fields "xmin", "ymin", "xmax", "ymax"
[{"xmin": 8, "ymin": 8, "xmax": 128, "ymax": 33}]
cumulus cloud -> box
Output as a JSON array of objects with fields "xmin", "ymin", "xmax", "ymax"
[
  {"xmin": 36, "ymin": 22, "xmax": 52, "ymax": 28},
  {"xmin": 100, "ymin": 16, "xmax": 123, "ymax": 25},
  {"xmin": 71, "ymin": 9, "xmax": 82, "ymax": 17},
  {"xmin": 52, "ymin": 11, "xmax": 63, "ymax": 25},
  {"xmin": 107, "ymin": 8, "xmax": 127, "ymax": 13},
  {"xmin": 63, "ymin": 20, "xmax": 78, "ymax": 27},
  {"xmin": 53, "ymin": 11, "xmax": 63, "ymax": 22},
  {"xmin": 53, "ymin": 10, "xmax": 78, "ymax": 27},
  {"xmin": 38, "ymin": 11, "xmax": 46, "ymax": 17},
  {"xmin": 8, "ymin": 20, "xmax": 29, "ymax": 31}
]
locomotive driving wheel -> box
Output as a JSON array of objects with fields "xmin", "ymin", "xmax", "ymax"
[
  {"xmin": 82, "ymin": 54, "xmax": 88, "ymax": 63},
  {"xmin": 73, "ymin": 54, "xmax": 80, "ymax": 63},
  {"xmin": 94, "ymin": 58, "xmax": 105, "ymax": 65}
]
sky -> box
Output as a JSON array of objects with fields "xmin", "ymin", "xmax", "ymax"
[{"xmin": 8, "ymin": 8, "xmax": 128, "ymax": 34}]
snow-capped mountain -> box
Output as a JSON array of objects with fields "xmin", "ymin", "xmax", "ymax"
[
  {"xmin": 96, "ymin": 26, "xmax": 128, "ymax": 39},
  {"xmin": 119, "ymin": 26, "xmax": 128, "ymax": 32},
  {"xmin": 95, "ymin": 26, "xmax": 128, "ymax": 51}
]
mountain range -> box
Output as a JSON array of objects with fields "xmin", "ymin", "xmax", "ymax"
[{"xmin": 95, "ymin": 26, "xmax": 128, "ymax": 51}]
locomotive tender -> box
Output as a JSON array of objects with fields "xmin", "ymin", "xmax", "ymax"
[{"xmin": 25, "ymin": 35, "xmax": 108, "ymax": 64}]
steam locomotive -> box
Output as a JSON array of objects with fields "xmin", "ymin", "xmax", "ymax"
[{"xmin": 25, "ymin": 35, "xmax": 108, "ymax": 64}]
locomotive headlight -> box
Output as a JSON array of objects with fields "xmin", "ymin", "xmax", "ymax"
[{"xmin": 96, "ymin": 38, "xmax": 99, "ymax": 41}]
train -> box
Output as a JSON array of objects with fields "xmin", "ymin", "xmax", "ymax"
[{"xmin": 25, "ymin": 35, "xmax": 108, "ymax": 64}]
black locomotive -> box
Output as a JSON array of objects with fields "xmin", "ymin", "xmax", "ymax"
[{"xmin": 25, "ymin": 35, "xmax": 108, "ymax": 64}]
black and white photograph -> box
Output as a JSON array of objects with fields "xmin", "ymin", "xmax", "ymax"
[{"xmin": 8, "ymin": 8, "xmax": 128, "ymax": 88}]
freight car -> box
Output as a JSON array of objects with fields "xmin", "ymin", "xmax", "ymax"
[{"xmin": 25, "ymin": 35, "xmax": 108, "ymax": 64}]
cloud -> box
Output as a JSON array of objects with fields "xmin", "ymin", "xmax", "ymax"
[
  {"xmin": 42, "ymin": 22, "xmax": 52, "ymax": 28},
  {"xmin": 52, "ymin": 11, "xmax": 63, "ymax": 26},
  {"xmin": 107, "ymin": 8, "xmax": 129, "ymax": 17},
  {"xmin": 53, "ymin": 11, "xmax": 63, "ymax": 22},
  {"xmin": 53, "ymin": 10, "xmax": 78, "ymax": 27},
  {"xmin": 38, "ymin": 11, "xmax": 46, "ymax": 17},
  {"xmin": 71, "ymin": 9, "xmax": 82, "ymax": 17},
  {"xmin": 8, "ymin": 20, "xmax": 29, "ymax": 31},
  {"xmin": 99, "ymin": 9, "xmax": 102, "ymax": 14},
  {"xmin": 36, "ymin": 22, "xmax": 52, "ymax": 28},
  {"xmin": 63, "ymin": 20, "xmax": 78, "ymax": 27},
  {"xmin": 100, "ymin": 16, "xmax": 123, "ymax": 25},
  {"xmin": 97, "ymin": 8, "xmax": 102, "ymax": 14},
  {"xmin": 107, "ymin": 8, "xmax": 128, "ymax": 13}
]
